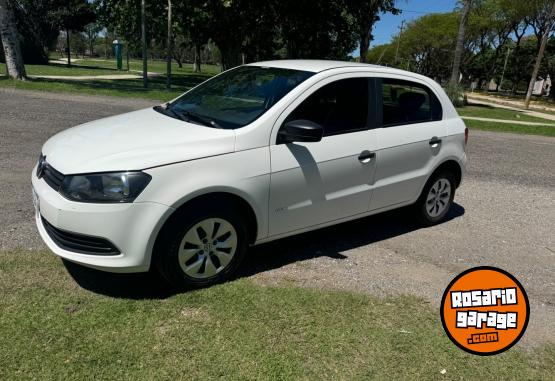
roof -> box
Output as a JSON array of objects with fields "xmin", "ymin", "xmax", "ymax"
[{"xmin": 247, "ymin": 59, "xmax": 385, "ymax": 73}]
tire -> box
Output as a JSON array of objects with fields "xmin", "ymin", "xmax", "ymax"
[
  {"xmin": 415, "ymin": 171, "xmax": 456, "ymax": 226},
  {"xmin": 154, "ymin": 201, "xmax": 248, "ymax": 289}
]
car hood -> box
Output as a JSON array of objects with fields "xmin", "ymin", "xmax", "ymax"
[{"xmin": 42, "ymin": 108, "xmax": 236, "ymax": 174}]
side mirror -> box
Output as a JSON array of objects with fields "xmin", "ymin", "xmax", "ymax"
[{"xmin": 277, "ymin": 119, "xmax": 324, "ymax": 144}]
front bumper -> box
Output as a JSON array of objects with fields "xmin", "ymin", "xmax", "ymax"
[{"xmin": 32, "ymin": 168, "xmax": 173, "ymax": 273}]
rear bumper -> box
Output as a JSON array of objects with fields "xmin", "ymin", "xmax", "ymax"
[
  {"xmin": 32, "ymin": 167, "xmax": 173, "ymax": 273},
  {"xmin": 458, "ymin": 152, "xmax": 467, "ymax": 187}
]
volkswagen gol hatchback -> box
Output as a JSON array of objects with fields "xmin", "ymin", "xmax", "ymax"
[{"xmin": 32, "ymin": 60, "xmax": 467, "ymax": 288}]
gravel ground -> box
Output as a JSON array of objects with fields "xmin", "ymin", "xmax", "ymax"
[{"xmin": 1, "ymin": 88, "xmax": 554, "ymax": 349}]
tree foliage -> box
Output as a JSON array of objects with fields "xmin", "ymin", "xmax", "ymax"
[
  {"xmin": 366, "ymin": 0, "xmax": 555, "ymax": 96},
  {"xmin": 94, "ymin": 0, "xmax": 400, "ymax": 70},
  {"xmin": 7, "ymin": 0, "xmax": 95, "ymax": 64},
  {"xmin": 343, "ymin": 0, "xmax": 399, "ymax": 62}
]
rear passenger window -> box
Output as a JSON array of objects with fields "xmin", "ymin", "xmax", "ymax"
[
  {"xmin": 286, "ymin": 78, "xmax": 369, "ymax": 136},
  {"xmin": 381, "ymin": 79, "xmax": 442, "ymax": 126}
]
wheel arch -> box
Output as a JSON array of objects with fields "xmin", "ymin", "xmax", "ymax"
[
  {"xmin": 150, "ymin": 190, "xmax": 260, "ymax": 266},
  {"xmin": 433, "ymin": 159, "xmax": 463, "ymax": 188},
  {"xmin": 417, "ymin": 159, "xmax": 463, "ymax": 202}
]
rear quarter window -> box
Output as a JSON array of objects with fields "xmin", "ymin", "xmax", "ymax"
[{"xmin": 380, "ymin": 78, "xmax": 442, "ymax": 127}]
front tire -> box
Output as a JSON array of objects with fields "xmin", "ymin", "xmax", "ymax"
[
  {"xmin": 415, "ymin": 171, "xmax": 456, "ymax": 226},
  {"xmin": 155, "ymin": 202, "xmax": 248, "ymax": 289}
]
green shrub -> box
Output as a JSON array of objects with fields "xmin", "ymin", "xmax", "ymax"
[{"xmin": 444, "ymin": 82, "xmax": 465, "ymax": 107}]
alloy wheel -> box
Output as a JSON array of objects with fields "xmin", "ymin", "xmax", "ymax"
[
  {"xmin": 426, "ymin": 178, "xmax": 451, "ymax": 218},
  {"xmin": 178, "ymin": 218, "xmax": 238, "ymax": 279}
]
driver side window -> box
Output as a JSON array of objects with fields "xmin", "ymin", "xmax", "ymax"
[{"xmin": 285, "ymin": 78, "xmax": 370, "ymax": 136}]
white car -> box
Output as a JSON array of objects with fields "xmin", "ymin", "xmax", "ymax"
[{"xmin": 32, "ymin": 60, "xmax": 467, "ymax": 288}]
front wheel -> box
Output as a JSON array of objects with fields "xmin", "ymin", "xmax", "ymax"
[
  {"xmin": 155, "ymin": 204, "xmax": 248, "ymax": 289},
  {"xmin": 415, "ymin": 172, "xmax": 456, "ymax": 226}
]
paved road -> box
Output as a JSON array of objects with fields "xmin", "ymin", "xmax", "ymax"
[{"xmin": 1, "ymin": 88, "xmax": 554, "ymax": 348}]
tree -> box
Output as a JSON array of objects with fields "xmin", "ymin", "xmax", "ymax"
[
  {"xmin": 141, "ymin": 0, "xmax": 147, "ymax": 87},
  {"xmin": 205, "ymin": 0, "xmax": 249, "ymax": 69},
  {"xmin": 344, "ymin": 0, "xmax": 399, "ymax": 63},
  {"xmin": 0, "ymin": 0, "xmax": 26, "ymax": 79},
  {"xmin": 96, "ymin": 0, "xmax": 141, "ymax": 62},
  {"xmin": 171, "ymin": 35, "xmax": 190, "ymax": 68},
  {"xmin": 524, "ymin": 1, "xmax": 555, "ymax": 109},
  {"xmin": 277, "ymin": 0, "xmax": 358, "ymax": 60},
  {"xmin": 173, "ymin": 0, "xmax": 212, "ymax": 72},
  {"xmin": 83, "ymin": 22, "xmax": 102, "ymax": 57},
  {"xmin": 450, "ymin": 0, "xmax": 472, "ymax": 84},
  {"xmin": 7, "ymin": 0, "xmax": 60, "ymax": 64},
  {"xmin": 385, "ymin": 12, "xmax": 463, "ymax": 79},
  {"xmin": 166, "ymin": 0, "xmax": 171, "ymax": 89},
  {"xmin": 50, "ymin": 0, "xmax": 96, "ymax": 66}
]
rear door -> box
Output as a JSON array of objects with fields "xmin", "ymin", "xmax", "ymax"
[
  {"xmin": 370, "ymin": 77, "xmax": 446, "ymax": 211},
  {"xmin": 268, "ymin": 75, "xmax": 378, "ymax": 236}
]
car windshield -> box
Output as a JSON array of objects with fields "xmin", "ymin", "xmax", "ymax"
[{"xmin": 167, "ymin": 66, "xmax": 314, "ymax": 129}]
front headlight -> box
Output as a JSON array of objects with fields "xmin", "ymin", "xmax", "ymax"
[{"xmin": 60, "ymin": 172, "xmax": 151, "ymax": 203}]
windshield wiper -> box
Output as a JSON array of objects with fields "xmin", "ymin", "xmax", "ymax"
[
  {"xmin": 180, "ymin": 110, "xmax": 223, "ymax": 129},
  {"xmin": 155, "ymin": 104, "xmax": 223, "ymax": 129},
  {"xmin": 153, "ymin": 104, "xmax": 182, "ymax": 120}
]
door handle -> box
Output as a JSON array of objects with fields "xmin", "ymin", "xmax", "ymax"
[
  {"xmin": 429, "ymin": 137, "xmax": 442, "ymax": 146},
  {"xmin": 358, "ymin": 150, "xmax": 376, "ymax": 163}
]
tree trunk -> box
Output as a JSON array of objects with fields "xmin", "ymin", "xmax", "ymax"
[
  {"xmin": 359, "ymin": 27, "xmax": 370, "ymax": 63},
  {"xmin": 0, "ymin": 0, "xmax": 26, "ymax": 80},
  {"xmin": 220, "ymin": 45, "xmax": 240, "ymax": 71},
  {"xmin": 104, "ymin": 34, "xmax": 108, "ymax": 59},
  {"xmin": 524, "ymin": 2, "xmax": 555, "ymax": 109},
  {"xmin": 66, "ymin": 29, "xmax": 71, "ymax": 66},
  {"xmin": 89, "ymin": 38, "xmax": 94, "ymax": 57},
  {"xmin": 194, "ymin": 43, "xmax": 201, "ymax": 72},
  {"xmin": 166, "ymin": 0, "xmax": 172, "ymax": 90},
  {"xmin": 450, "ymin": 0, "xmax": 472, "ymax": 84},
  {"xmin": 141, "ymin": 0, "xmax": 147, "ymax": 88}
]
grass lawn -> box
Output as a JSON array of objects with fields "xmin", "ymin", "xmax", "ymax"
[
  {"xmin": 0, "ymin": 74, "xmax": 210, "ymax": 102},
  {"xmin": 16, "ymin": 63, "xmax": 122, "ymax": 76},
  {"xmin": 2, "ymin": 59, "xmax": 221, "ymax": 76},
  {"xmin": 457, "ymin": 105, "xmax": 553, "ymax": 123},
  {"xmin": 75, "ymin": 58, "xmax": 221, "ymax": 75},
  {"xmin": 464, "ymin": 119, "xmax": 555, "ymax": 137},
  {"xmin": 0, "ymin": 250, "xmax": 553, "ymax": 380},
  {"xmin": 0, "ymin": 60, "xmax": 220, "ymax": 102},
  {"xmin": 0, "ymin": 77, "xmax": 176, "ymax": 102}
]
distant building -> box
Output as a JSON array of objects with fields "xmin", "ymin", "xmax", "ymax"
[{"xmin": 533, "ymin": 75, "xmax": 551, "ymax": 96}]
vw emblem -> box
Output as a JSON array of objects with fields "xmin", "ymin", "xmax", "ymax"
[{"xmin": 36, "ymin": 155, "xmax": 46, "ymax": 178}]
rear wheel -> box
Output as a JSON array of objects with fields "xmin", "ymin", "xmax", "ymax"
[
  {"xmin": 415, "ymin": 171, "xmax": 456, "ymax": 226},
  {"xmin": 155, "ymin": 203, "xmax": 248, "ymax": 289}
]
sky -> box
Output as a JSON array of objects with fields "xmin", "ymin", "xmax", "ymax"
[{"xmin": 353, "ymin": 0, "xmax": 459, "ymax": 56}]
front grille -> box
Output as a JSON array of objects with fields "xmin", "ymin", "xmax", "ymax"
[
  {"xmin": 37, "ymin": 155, "xmax": 65, "ymax": 191},
  {"xmin": 42, "ymin": 164, "xmax": 65, "ymax": 190},
  {"xmin": 41, "ymin": 216, "xmax": 120, "ymax": 256}
]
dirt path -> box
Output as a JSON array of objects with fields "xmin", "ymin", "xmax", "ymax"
[
  {"xmin": 466, "ymin": 93, "xmax": 555, "ymax": 120},
  {"xmin": 461, "ymin": 116, "xmax": 555, "ymax": 126},
  {"xmin": 29, "ymin": 72, "xmax": 162, "ymax": 80}
]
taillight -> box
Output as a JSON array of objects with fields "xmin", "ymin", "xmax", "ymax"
[{"xmin": 464, "ymin": 127, "xmax": 469, "ymax": 145}]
